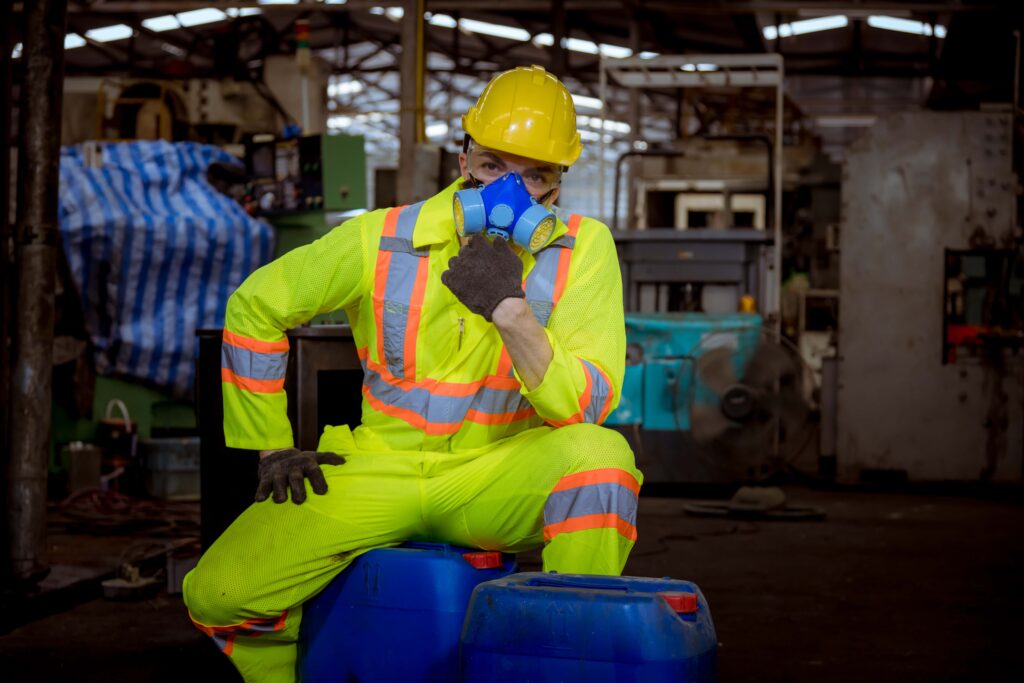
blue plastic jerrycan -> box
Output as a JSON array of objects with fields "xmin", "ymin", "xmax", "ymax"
[
  {"xmin": 299, "ymin": 542, "xmax": 517, "ymax": 683},
  {"xmin": 452, "ymin": 172, "xmax": 557, "ymax": 253},
  {"xmin": 460, "ymin": 572, "xmax": 717, "ymax": 682}
]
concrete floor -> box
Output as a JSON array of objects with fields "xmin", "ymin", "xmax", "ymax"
[{"xmin": 2, "ymin": 487, "xmax": 1023, "ymax": 682}]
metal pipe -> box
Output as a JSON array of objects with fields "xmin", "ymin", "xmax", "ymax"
[
  {"xmin": 611, "ymin": 150, "xmax": 685, "ymax": 231},
  {"xmin": 1, "ymin": 0, "xmax": 15, "ymax": 499},
  {"xmin": 5, "ymin": 0, "xmax": 67, "ymax": 585},
  {"xmin": 625, "ymin": 17, "xmax": 641, "ymax": 229},
  {"xmin": 773, "ymin": 61, "xmax": 784, "ymax": 331}
]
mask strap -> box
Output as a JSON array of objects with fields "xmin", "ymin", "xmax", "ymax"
[
  {"xmin": 537, "ymin": 186, "xmax": 558, "ymax": 205},
  {"xmin": 464, "ymin": 142, "xmax": 485, "ymax": 189}
]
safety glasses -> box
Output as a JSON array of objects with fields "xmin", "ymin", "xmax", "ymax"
[{"xmin": 466, "ymin": 144, "xmax": 562, "ymax": 199}]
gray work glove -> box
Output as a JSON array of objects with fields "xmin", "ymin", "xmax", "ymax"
[
  {"xmin": 441, "ymin": 234, "xmax": 525, "ymax": 322},
  {"xmin": 255, "ymin": 448, "xmax": 345, "ymax": 505}
]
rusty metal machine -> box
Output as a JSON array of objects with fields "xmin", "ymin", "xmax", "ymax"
[{"xmin": 839, "ymin": 108, "xmax": 1022, "ymax": 483}]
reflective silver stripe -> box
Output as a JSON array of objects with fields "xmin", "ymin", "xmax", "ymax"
[
  {"xmin": 380, "ymin": 235, "xmax": 429, "ymax": 256},
  {"xmin": 581, "ymin": 358, "xmax": 612, "ymax": 423},
  {"xmin": 524, "ymin": 243, "xmax": 567, "ymax": 327},
  {"xmin": 221, "ymin": 344, "xmax": 287, "ymax": 381},
  {"xmin": 364, "ymin": 363, "xmax": 460, "ymax": 422},
  {"xmin": 239, "ymin": 620, "xmax": 284, "ymax": 634},
  {"xmin": 470, "ymin": 384, "xmax": 531, "ymax": 416},
  {"xmin": 543, "ymin": 481, "xmax": 638, "ymax": 527},
  {"xmin": 551, "ymin": 235, "xmax": 576, "ymax": 249},
  {"xmin": 363, "ymin": 362, "xmax": 528, "ymax": 426},
  {"xmin": 528, "ymin": 300, "xmax": 553, "ymax": 323},
  {"xmin": 380, "ymin": 202, "xmax": 426, "ymax": 379}
]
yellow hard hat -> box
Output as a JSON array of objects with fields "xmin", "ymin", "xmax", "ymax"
[{"xmin": 462, "ymin": 65, "xmax": 583, "ymax": 167}]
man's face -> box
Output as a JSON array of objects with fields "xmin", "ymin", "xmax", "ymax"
[{"xmin": 458, "ymin": 143, "xmax": 562, "ymax": 206}]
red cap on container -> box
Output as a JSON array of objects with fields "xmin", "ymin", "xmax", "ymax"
[
  {"xmin": 659, "ymin": 591, "xmax": 699, "ymax": 614},
  {"xmin": 462, "ymin": 552, "xmax": 503, "ymax": 569}
]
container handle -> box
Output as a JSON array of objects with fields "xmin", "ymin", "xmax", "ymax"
[
  {"xmin": 524, "ymin": 576, "xmax": 630, "ymax": 592},
  {"xmin": 104, "ymin": 399, "xmax": 132, "ymax": 429}
]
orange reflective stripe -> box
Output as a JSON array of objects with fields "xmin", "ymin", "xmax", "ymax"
[
  {"xmin": 357, "ymin": 347, "xmax": 521, "ymax": 395},
  {"xmin": 551, "ymin": 214, "xmax": 581, "ymax": 306},
  {"xmin": 362, "ymin": 385, "xmax": 462, "ymax": 435},
  {"xmin": 543, "ymin": 512, "xmax": 637, "ymax": 542},
  {"xmin": 595, "ymin": 366, "xmax": 616, "ymax": 424},
  {"xmin": 578, "ymin": 357, "xmax": 595, "ymax": 413},
  {"xmin": 551, "ymin": 468, "xmax": 641, "ymax": 495},
  {"xmin": 543, "ymin": 358, "xmax": 595, "ymax": 428},
  {"xmin": 372, "ymin": 255, "xmax": 392, "ymax": 366},
  {"xmin": 580, "ymin": 358, "xmax": 615, "ymax": 425},
  {"xmin": 222, "ymin": 367, "xmax": 285, "ymax": 393},
  {"xmin": 495, "ymin": 348, "xmax": 514, "ymax": 377},
  {"xmin": 381, "ymin": 205, "xmax": 403, "ymax": 237},
  {"xmin": 373, "ymin": 207, "xmax": 403, "ymax": 365},
  {"xmin": 189, "ymin": 610, "xmax": 288, "ymax": 656},
  {"xmin": 404, "ymin": 256, "xmax": 429, "ymax": 380},
  {"xmin": 552, "ymin": 248, "xmax": 573, "ymax": 307},
  {"xmin": 567, "ymin": 213, "xmax": 582, "ymax": 236},
  {"xmin": 222, "ymin": 329, "xmax": 288, "ymax": 354}
]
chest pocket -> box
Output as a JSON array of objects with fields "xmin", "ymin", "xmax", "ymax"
[{"xmin": 373, "ymin": 201, "xmax": 428, "ymax": 381}]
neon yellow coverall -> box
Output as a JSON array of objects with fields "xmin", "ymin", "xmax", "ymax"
[{"xmin": 183, "ymin": 179, "xmax": 642, "ymax": 682}]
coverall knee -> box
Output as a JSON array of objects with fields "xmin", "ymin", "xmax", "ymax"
[{"xmin": 183, "ymin": 423, "xmax": 640, "ymax": 682}]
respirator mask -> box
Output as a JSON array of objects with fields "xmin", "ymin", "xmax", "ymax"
[{"xmin": 452, "ymin": 171, "xmax": 558, "ymax": 253}]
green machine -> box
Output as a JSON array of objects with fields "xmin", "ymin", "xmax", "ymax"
[
  {"xmin": 245, "ymin": 132, "xmax": 368, "ymax": 257},
  {"xmin": 245, "ymin": 132, "xmax": 367, "ymax": 220},
  {"xmin": 298, "ymin": 133, "xmax": 367, "ymax": 212},
  {"xmin": 262, "ymin": 133, "xmax": 368, "ymax": 323}
]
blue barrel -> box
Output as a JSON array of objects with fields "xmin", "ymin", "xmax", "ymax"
[
  {"xmin": 460, "ymin": 573, "xmax": 717, "ymax": 682},
  {"xmin": 299, "ymin": 542, "xmax": 517, "ymax": 683}
]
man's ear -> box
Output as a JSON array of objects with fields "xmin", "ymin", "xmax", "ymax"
[{"xmin": 458, "ymin": 152, "xmax": 471, "ymax": 181}]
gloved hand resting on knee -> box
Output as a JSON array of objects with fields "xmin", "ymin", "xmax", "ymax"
[{"xmin": 256, "ymin": 449, "xmax": 345, "ymax": 505}]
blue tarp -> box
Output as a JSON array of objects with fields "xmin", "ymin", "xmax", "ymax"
[{"xmin": 59, "ymin": 141, "xmax": 274, "ymax": 397}]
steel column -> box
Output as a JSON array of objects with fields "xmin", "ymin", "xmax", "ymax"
[
  {"xmin": 397, "ymin": 0, "xmax": 425, "ymax": 204},
  {"xmin": 5, "ymin": 0, "xmax": 67, "ymax": 584}
]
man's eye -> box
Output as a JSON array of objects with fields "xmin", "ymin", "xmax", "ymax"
[
  {"xmin": 481, "ymin": 162, "xmax": 500, "ymax": 172},
  {"xmin": 526, "ymin": 174, "xmax": 546, "ymax": 184}
]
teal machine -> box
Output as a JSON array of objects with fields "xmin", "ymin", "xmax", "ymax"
[
  {"xmin": 605, "ymin": 313, "xmax": 812, "ymax": 483},
  {"xmin": 607, "ymin": 313, "xmax": 763, "ymax": 431}
]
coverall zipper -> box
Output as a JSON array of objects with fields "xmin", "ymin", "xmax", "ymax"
[{"xmin": 458, "ymin": 316, "xmax": 465, "ymax": 351}]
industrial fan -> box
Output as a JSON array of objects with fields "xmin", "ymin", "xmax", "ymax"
[{"xmin": 687, "ymin": 327, "xmax": 816, "ymax": 477}]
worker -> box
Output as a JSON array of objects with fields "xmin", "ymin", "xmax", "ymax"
[{"xmin": 183, "ymin": 64, "xmax": 641, "ymax": 682}]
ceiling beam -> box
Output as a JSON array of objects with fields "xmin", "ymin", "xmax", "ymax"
[{"xmin": 31, "ymin": 1, "xmax": 1000, "ymax": 13}]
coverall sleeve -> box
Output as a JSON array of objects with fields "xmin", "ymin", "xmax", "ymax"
[
  {"xmin": 221, "ymin": 213, "xmax": 374, "ymax": 450},
  {"xmin": 517, "ymin": 220, "xmax": 626, "ymax": 426}
]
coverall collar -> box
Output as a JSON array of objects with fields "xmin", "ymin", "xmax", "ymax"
[{"xmin": 411, "ymin": 178, "xmax": 570, "ymax": 250}]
